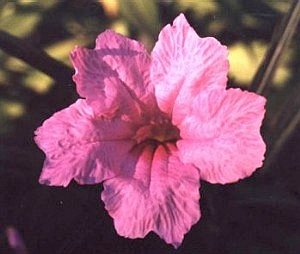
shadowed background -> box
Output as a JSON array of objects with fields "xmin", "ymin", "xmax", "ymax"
[{"xmin": 0, "ymin": 0, "xmax": 300, "ymax": 253}]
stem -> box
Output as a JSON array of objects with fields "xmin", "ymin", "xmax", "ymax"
[
  {"xmin": 249, "ymin": 0, "xmax": 300, "ymax": 95},
  {"xmin": 262, "ymin": 79, "xmax": 300, "ymax": 170},
  {"xmin": 264, "ymin": 104, "xmax": 300, "ymax": 169},
  {"xmin": 248, "ymin": 0, "xmax": 300, "ymax": 170}
]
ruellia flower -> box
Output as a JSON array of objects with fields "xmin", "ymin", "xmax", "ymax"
[{"xmin": 35, "ymin": 14, "xmax": 266, "ymax": 248}]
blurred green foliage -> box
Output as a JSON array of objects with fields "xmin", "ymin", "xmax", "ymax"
[
  {"xmin": 0, "ymin": 1, "xmax": 300, "ymax": 254},
  {"xmin": 0, "ymin": 0, "xmax": 297, "ymax": 131}
]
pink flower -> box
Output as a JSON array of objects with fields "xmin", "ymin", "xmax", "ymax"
[{"xmin": 35, "ymin": 14, "xmax": 266, "ymax": 248}]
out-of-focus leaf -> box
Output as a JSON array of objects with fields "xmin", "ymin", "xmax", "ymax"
[
  {"xmin": 24, "ymin": 70, "xmax": 53, "ymax": 94},
  {"xmin": 0, "ymin": 69, "xmax": 8, "ymax": 84},
  {"xmin": 0, "ymin": 12, "xmax": 41, "ymax": 37},
  {"xmin": 229, "ymin": 41, "xmax": 266, "ymax": 85},
  {"xmin": 273, "ymin": 64, "xmax": 291, "ymax": 88},
  {"xmin": 0, "ymin": 99, "xmax": 25, "ymax": 119},
  {"xmin": 5, "ymin": 57, "xmax": 28, "ymax": 72},
  {"xmin": 100, "ymin": 0, "xmax": 119, "ymax": 18},
  {"xmin": 17, "ymin": 0, "xmax": 58, "ymax": 9},
  {"xmin": 5, "ymin": 53, "xmax": 60, "ymax": 94},
  {"xmin": 0, "ymin": 1, "xmax": 15, "ymax": 19},
  {"xmin": 242, "ymin": 14, "xmax": 260, "ymax": 28},
  {"xmin": 118, "ymin": 0, "xmax": 159, "ymax": 38},
  {"xmin": 206, "ymin": 20, "xmax": 226, "ymax": 35},
  {"xmin": 248, "ymin": 0, "xmax": 300, "ymax": 172},
  {"xmin": 264, "ymin": 0, "xmax": 290, "ymax": 14},
  {"xmin": 110, "ymin": 19, "xmax": 129, "ymax": 36},
  {"xmin": 250, "ymin": 0, "xmax": 300, "ymax": 94},
  {"xmin": 0, "ymin": 30, "xmax": 74, "ymax": 84},
  {"xmin": 229, "ymin": 41, "xmax": 290, "ymax": 86},
  {"xmin": 175, "ymin": 0, "xmax": 218, "ymax": 18},
  {"xmin": 44, "ymin": 38, "xmax": 88, "ymax": 64}
]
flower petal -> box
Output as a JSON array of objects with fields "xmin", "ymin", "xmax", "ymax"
[
  {"xmin": 35, "ymin": 99, "xmax": 137, "ymax": 187},
  {"xmin": 151, "ymin": 13, "xmax": 228, "ymax": 123},
  {"xmin": 95, "ymin": 29, "xmax": 147, "ymax": 53},
  {"xmin": 177, "ymin": 88, "xmax": 266, "ymax": 184},
  {"xmin": 101, "ymin": 143, "xmax": 200, "ymax": 248},
  {"xmin": 71, "ymin": 30, "xmax": 156, "ymax": 116},
  {"xmin": 96, "ymin": 30, "xmax": 155, "ymax": 108}
]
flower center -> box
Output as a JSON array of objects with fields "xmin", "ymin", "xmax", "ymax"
[{"xmin": 134, "ymin": 118, "xmax": 180, "ymax": 144}]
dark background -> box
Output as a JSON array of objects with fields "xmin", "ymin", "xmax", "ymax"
[{"xmin": 0, "ymin": 1, "xmax": 300, "ymax": 253}]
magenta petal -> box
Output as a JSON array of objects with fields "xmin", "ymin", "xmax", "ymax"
[
  {"xmin": 101, "ymin": 144, "xmax": 200, "ymax": 248},
  {"xmin": 177, "ymin": 88, "xmax": 266, "ymax": 184},
  {"xmin": 71, "ymin": 30, "xmax": 156, "ymax": 116},
  {"xmin": 35, "ymin": 99, "xmax": 136, "ymax": 187},
  {"xmin": 151, "ymin": 13, "xmax": 228, "ymax": 123},
  {"xmin": 95, "ymin": 29, "xmax": 147, "ymax": 53},
  {"xmin": 96, "ymin": 31, "xmax": 154, "ymax": 107}
]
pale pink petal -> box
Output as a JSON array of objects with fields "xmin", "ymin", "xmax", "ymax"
[
  {"xmin": 35, "ymin": 99, "xmax": 137, "ymax": 187},
  {"xmin": 71, "ymin": 30, "xmax": 156, "ymax": 116},
  {"xmin": 151, "ymin": 13, "xmax": 229, "ymax": 124},
  {"xmin": 95, "ymin": 30, "xmax": 152, "ymax": 102},
  {"xmin": 95, "ymin": 29, "xmax": 147, "ymax": 53},
  {"xmin": 177, "ymin": 88, "xmax": 266, "ymax": 184},
  {"xmin": 101, "ymin": 144, "xmax": 200, "ymax": 248}
]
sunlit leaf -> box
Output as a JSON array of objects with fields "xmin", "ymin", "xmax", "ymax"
[
  {"xmin": 264, "ymin": 0, "xmax": 290, "ymax": 14},
  {"xmin": 242, "ymin": 14, "xmax": 259, "ymax": 28},
  {"xmin": 0, "ymin": 99, "xmax": 25, "ymax": 119},
  {"xmin": 0, "ymin": 12, "xmax": 41, "ymax": 37},
  {"xmin": 45, "ymin": 38, "xmax": 88, "ymax": 65},
  {"xmin": 229, "ymin": 41, "xmax": 290, "ymax": 86},
  {"xmin": 0, "ymin": 2, "xmax": 15, "ymax": 19},
  {"xmin": 229, "ymin": 41, "xmax": 266, "ymax": 85},
  {"xmin": 5, "ymin": 56, "xmax": 61, "ymax": 93},
  {"xmin": 110, "ymin": 19, "xmax": 129, "ymax": 36},
  {"xmin": 23, "ymin": 70, "xmax": 53, "ymax": 94},
  {"xmin": 100, "ymin": 0, "xmax": 119, "ymax": 18},
  {"xmin": 249, "ymin": 0, "xmax": 299, "ymax": 94},
  {"xmin": 118, "ymin": 0, "xmax": 159, "ymax": 38},
  {"xmin": 273, "ymin": 66, "xmax": 290, "ymax": 88},
  {"xmin": 0, "ymin": 70, "xmax": 8, "ymax": 84},
  {"xmin": 17, "ymin": 0, "xmax": 58, "ymax": 9},
  {"xmin": 175, "ymin": 0, "xmax": 218, "ymax": 18},
  {"xmin": 5, "ymin": 57, "xmax": 28, "ymax": 72}
]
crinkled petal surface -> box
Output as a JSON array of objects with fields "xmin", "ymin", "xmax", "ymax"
[
  {"xmin": 35, "ymin": 99, "xmax": 137, "ymax": 187},
  {"xmin": 177, "ymin": 88, "xmax": 266, "ymax": 184},
  {"xmin": 151, "ymin": 13, "xmax": 229, "ymax": 124},
  {"xmin": 35, "ymin": 13, "xmax": 267, "ymax": 249},
  {"xmin": 101, "ymin": 144, "xmax": 200, "ymax": 248},
  {"xmin": 71, "ymin": 30, "xmax": 156, "ymax": 116},
  {"xmin": 95, "ymin": 29, "xmax": 146, "ymax": 53}
]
